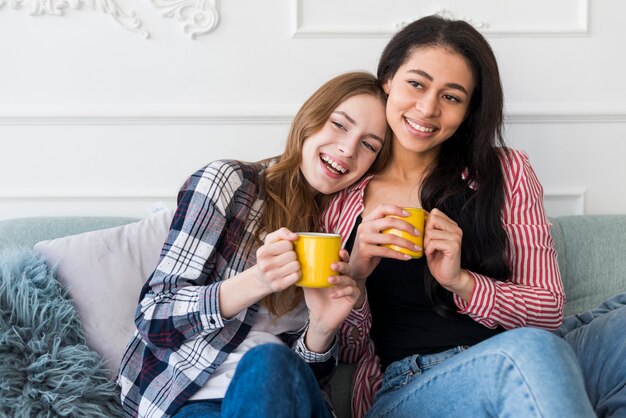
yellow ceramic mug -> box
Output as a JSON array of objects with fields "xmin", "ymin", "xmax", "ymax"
[
  {"xmin": 294, "ymin": 233, "xmax": 341, "ymax": 288},
  {"xmin": 382, "ymin": 207, "xmax": 425, "ymax": 258}
]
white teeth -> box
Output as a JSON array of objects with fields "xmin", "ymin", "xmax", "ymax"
[
  {"xmin": 406, "ymin": 118, "xmax": 435, "ymax": 133},
  {"xmin": 321, "ymin": 155, "xmax": 347, "ymax": 174}
]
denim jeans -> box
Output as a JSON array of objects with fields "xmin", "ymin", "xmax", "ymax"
[
  {"xmin": 555, "ymin": 292, "xmax": 626, "ymax": 417},
  {"xmin": 173, "ymin": 343, "xmax": 333, "ymax": 418},
  {"xmin": 366, "ymin": 327, "xmax": 595, "ymax": 418}
]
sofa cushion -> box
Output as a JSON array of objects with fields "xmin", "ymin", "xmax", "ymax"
[
  {"xmin": 33, "ymin": 210, "xmax": 174, "ymax": 378},
  {"xmin": 0, "ymin": 249, "xmax": 123, "ymax": 417},
  {"xmin": 552, "ymin": 215, "xmax": 626, "ymax": 316}
]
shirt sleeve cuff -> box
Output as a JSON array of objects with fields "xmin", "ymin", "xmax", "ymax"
[
  {"xmin": 295, "ymin": 326, "xmax": 338, "ymax": 363},
  {"xmin": 453, "ymin": 271, "xmax": 496, "ymax": 318},
  {"xmin": 199, "ymin": 282, "xmax": 226, "ymax": 331},
  {"xmin": 344, "ymin": 294, "xmax": 371, "ymax": 327}
]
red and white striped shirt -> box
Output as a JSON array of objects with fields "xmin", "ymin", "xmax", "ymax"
[{"xmin": 321, "ymin": 148, "xmax": 564, "ymax": 418}]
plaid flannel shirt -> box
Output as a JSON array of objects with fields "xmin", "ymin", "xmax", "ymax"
[{"xmin": 118, "ymin": 159, "xmax": 338, "ymax": 418}]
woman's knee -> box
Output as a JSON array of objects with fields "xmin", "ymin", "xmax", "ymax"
[
  {"xmin": 483, "ymin": 327, "xmax": 579, "ymax": 372},
  {"xmin": 244, "ymin": 342, "xmax": 293, "ymax": 360},
  {"xmin": 239, "ymin": 343, "xmax": 297, "ymax": 373},
  {"xmin": 473, "ymin": 328, "xmax": 590, "ymax": 411}
]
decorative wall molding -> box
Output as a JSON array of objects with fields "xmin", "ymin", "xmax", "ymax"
[
  {"xmin": 2, "ymin": 103, "xmax": 626, "ymax": 126},
  {"xmin": 151, "ymin": 0, "xmax": 219, "ymax": 40},
  {"xmin": 0, "ymin": 0, "xmax": 220, "ymax": 39},
  {"xmin": 0, "ymin": 0, "xmax": 149, "ymax": 38},
  {"xmin": 544, "ymin": 189, "xmax": 586, "ymax": 216},
  {"xmin": 0, "ymin": 194, "xmax": 177, "ymax": 219},
  {"xmin": 0, "ymin": 191, "xmax": 174, "ymax": 199},
  {"xmin": 504, "ymin": 103, "xmax": 626, "ymax": 124},
  {"xmin": 396, "ymin": 9, "xmax": 489, "ymax": 32},
  {"xmin": 291, "ymin": 0, "xmax": 589, "ymax": 38},
  {"xmin": 0, "ymin": 190, "xmax": 586, "ymax": 219}
]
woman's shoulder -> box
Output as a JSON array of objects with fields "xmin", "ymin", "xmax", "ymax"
[
  {"xmin": 203, "ymin": 159, "xmax": 268, "ymax": 174},
  {"xmin": 195, "ymin": 159, "xmax": 268, "ymax": 184},
  {"xmin": 497, "ymin": 147, "xmax": 529, "ymax": 166},
  {"xmin": 496, "ymin": 147, "xmax": 541, "ymax": 195},
  {"xmin": 180, "ymin": 159, "xmax": 268, "ymax": 199},
  {"xmin": 497, "ymin": 147, "xmax": 532, "ymax": 176}
]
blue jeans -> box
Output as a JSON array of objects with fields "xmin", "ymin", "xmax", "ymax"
[
  {"xmin": 555, "ymin": 292, "xmax": 626, "ymax": 418},
  {"xmin": 366, "ymin": 327, "xmax": 595, "ymax": 418},
  {"xmin": 173, "ymin": 343, "xmax": 333, "ymax": 418}
]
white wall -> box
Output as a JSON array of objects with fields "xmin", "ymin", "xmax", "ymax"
[{"xmin": 1, "ymin": 0, "xmax": 625, "ymax": 220}]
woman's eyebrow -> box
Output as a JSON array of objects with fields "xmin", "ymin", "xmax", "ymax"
[
  {"xmin": 333, "ymin": 110, "xmax": 384, "ymax": 143},
  {"xmin": 408, "ymin": 69, "xmax": 469, "ymax": 95},
  {"xmin": 365, "ymin": 133, "xmax": 384, "ymax": 144},
  {"xmin": 333, "ymin": 110, "xmax": 355, "ymax": 125}
]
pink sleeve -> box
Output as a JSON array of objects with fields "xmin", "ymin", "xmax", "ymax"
[
  {"xmin": 453, "ymin": 149, "xmax": 565, "ymax": 331},
  {"xmin": 338, "ymin": 297, "xmax": 372, "ymax": 363}
]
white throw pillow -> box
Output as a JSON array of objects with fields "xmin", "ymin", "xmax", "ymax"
[{"xmin": 34, "ymin": 209, "xmax": 174, "ymax": 379}]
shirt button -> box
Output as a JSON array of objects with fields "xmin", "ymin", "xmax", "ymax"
[{"xmin": 209, "ymin": 318, "xmax": 216, "ymax": 325}]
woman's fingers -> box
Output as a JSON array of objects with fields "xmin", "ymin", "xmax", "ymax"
[
  {"xmin": 358, "ymin": 238, "xmax": 415, "ymax": 260},
  {"xmin": 424, "ymin": 235, "xmax": 462, "ymax": 258},
  {"xmin": 425, "ymin": 208, "xmax": 458, "ymax": 230},
  {"xmin": 359, "ymin": 218, "xmax": 419, "ymax": 243},
  {"xmin": 362, "ymin": 204, "xmax": 408, "ymax": 222},
  {"xmin": 263, "ymin": 227, "xmax": 297, "ymax": 245},
  {"xmin": 326, "ymin": 275, "xmax": 360, "ymax": 299},
  {"xmin": 255, "ymin": 228, "xmax": 303, "ymax": 291},
  {"xmin": 257, "ymin": 239, "xmax": 296, "ymax": 260},
  {"xmin": 356, "ymin": 228, "xmax": 419, "ymax": 258},
  {"xmin": 424, "ymin": 209, "xmax": 461, "ymax": 240}
]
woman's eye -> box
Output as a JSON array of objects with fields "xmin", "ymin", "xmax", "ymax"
[
  {"xmin": 443, "ymin": 94, "xmax": 460, "ymax": 103},
  {"xmin": 408, "ymin": 80, "xmax": 423, "ymax": 89},
  {"xmin": 361, "ymin": 140, "xmax": 376, "ymax": 152},
  {"xmin": 332, "ymin": 121, "xmax": 346, "ymax": 130}
]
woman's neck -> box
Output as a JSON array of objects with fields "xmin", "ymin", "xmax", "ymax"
[
  {"xmin": 362, "ymin": 139, "xmax": 439, "ymax": 212},
  {"xmin": 380, "ymin": 141, "xmax": 438, "ymax": 182}
]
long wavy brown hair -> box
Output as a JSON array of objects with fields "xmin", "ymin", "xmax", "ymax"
[
  {"xmin": 377, "ymin": 15, "xmax": 511, "ymax": 317},
  {"xmin": 259, "ymin": 71, "xmax": 391, "ymax": 316}
]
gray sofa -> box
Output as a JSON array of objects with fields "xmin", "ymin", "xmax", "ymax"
[{"xmin": 1, "ymin": 215, "xmax": 625, "ymax": 418}]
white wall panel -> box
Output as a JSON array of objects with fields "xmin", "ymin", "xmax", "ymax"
[
  {"xmin": 2, "ymin": 0, "xmax": 626, "ymax": 220},
  {"xmin": 293, "ymin": 0, "xmax": 589, "ymax": 37}
]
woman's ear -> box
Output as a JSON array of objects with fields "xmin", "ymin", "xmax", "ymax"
[
  {"xmin": 464, "ymin": 106, "xmax": 472, "ymax": 120},
  {"xmin": 383, "ymin": 78, "xmax": 392, "ymax": 95}
]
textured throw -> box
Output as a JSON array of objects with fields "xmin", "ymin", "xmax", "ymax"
[{"xmin": 0, "ymin": 249, "xmax": 123, "ymax": 417}]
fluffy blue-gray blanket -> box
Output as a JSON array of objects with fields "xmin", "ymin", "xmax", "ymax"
[{"xmin": 0, "ymin": 249, "xmax": 123, "ymax": 417}]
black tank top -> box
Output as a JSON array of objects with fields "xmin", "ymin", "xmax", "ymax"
[{"xmin": 346, "ymin": 216, "xmax": 502, "ymax": 371}]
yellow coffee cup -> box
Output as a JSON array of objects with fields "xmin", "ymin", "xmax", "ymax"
[
  {"xmin": 382, "ymin": 207, "xmax": 425, "ymax": 258},
  {"xmin": 294, "ymin": 233, "xmax": 341, "ymax": 288}
]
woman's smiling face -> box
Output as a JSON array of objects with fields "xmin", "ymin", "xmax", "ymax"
[
  {"xmin": 383, "ymin": 45, "xmax": 475, "ymax": 158},
  {"xmin": 299, "ymin": 93, "xmax": 387, "ymax": 195}
]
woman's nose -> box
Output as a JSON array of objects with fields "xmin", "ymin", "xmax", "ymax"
[
  {"xmin": 337, "ymin": 136, "xmax": 358, "ymax": 157},
  {"xmin": 416, "ymin": 93, "xmax": 440, "ymax": 117}
]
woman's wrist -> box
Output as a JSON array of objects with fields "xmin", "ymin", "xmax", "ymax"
[
  {"xmin": 352, "ymin": 283, "xmax": 367, "ymax": 309},
  {"xmin": 304, "ymin": 323, "xmax": 336, "ymax": 353},
  {"xmin": 218, "ymin": 266, "xmax": 272, "ymax": 319},
  {"xmin": 444, "ymin": 270, "xmax": 475, "ymax": 303}
]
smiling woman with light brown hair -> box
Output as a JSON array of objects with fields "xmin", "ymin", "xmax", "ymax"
[{"xmin": 117, "ymin": 71, "xmax": 391, "ymax": 418}]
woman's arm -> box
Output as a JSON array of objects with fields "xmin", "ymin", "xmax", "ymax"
[
  {"xmin": 451, "ymin": 149, "xmax": 565, "ymax": 331},
  {"xmin": 134, "ymin": 161, "xmax": 297, "ymax": 349},
  {"xmin": 282, "ymin": 251, "xmax": 362, "ymax": 383},
  {"xmin": 320, "ymin": 186, "xmax": 416, "ymax": 363}
]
